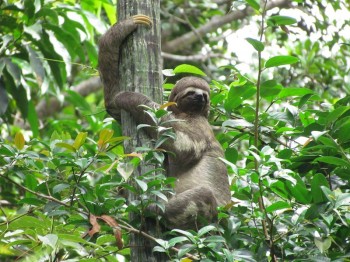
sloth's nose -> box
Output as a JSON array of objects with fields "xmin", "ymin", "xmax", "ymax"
[{"xmin": 194, "ymin": 94, "xmax": 204, "ymax": 102}]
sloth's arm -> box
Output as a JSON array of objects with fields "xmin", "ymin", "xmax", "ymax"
[{"xmin": 98, "ymin": 15, "xmax": 152, "ymax": 119}]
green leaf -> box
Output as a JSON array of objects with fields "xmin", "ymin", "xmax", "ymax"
[
  {"xmin": 28, "ymin": 101, "xmax": 39, "ymax": 138},
  {"xmin": 9, "ymin": 216, "xmax": 48, "ymax": 229},
  {"xmin": 266, "ymin": 201, "xmax": 291, "ymax": 213},
  {"xmin": 245, "ymin": 0, "xmax": 260, "ymax": 11},
  {"xmin": 19, "ymin": 197, "xmax": 45, "ymax": 206},
  {"xmin": 286, "ymin": 181, "xmax": 311, "ymax": 204},
  {"xmin": 24, "ymin": 0, "xmax": 35, "ymax": 19},
  {"xmin": 171, "ymin": 229, "xmax": 196, "ymax": 243},
  {"xmin": 27, "ymin": 46, "xmax": 45, "ymax": 89},
  {"xmin": 135, "ymin": 178, "xmax": 148, "ymax": 192},
  {"xmin": 198, "ymin": 225, "xmax": 216, "ymax": 237},
  {"xmin": 315, "ymin": 156, "xmax": 350, "ymax": 168},
  {"xmin": 173, "ymin": 64, "xmax": 206, "ymax": 76},
  {"xmin": 223, "ymin": 119, "xmax": 254, "ymax": 128},
  {"xmin": 260, "ymin": 80, "xmax": 282, "ymax": 97},
  {"xmin": 168, "ymin": 236, "xmax": 188, "ymax": 247},
  {"xmin": 267, "ymin": 15, "xmax": 297, "ymax": 26},
  {"xmin": 102, "ymin": 2, "xmax": 117, "ymax": 24},
  {"xmin": 53, "ymin": 184, "xmax": 70, "ymax": 194},
  {"xmin": 225, "ymin": 147, "xmax": 238, "ymax": 164},
  {"xmin": 224, "ymin": 82, "xmax": 256, "ymax": 111},
  {"xmin": 311, "ymin": 174, "xmax": 329, "ymax": 203},
  {"xmin": 314, "ymin": 237, "xmax": 332, "ymax": 253},
  {"xmin": 278, "ymin": 87, "xmax": 314, "ymax": 98},
  {"xmin": 66, "ymin": 90, "xmax": 91, "ymax": 112},
  {"xmin": 203, "ymin": 235, "xmax": 226, "ymax": 243},
  {"xmin": 265, "ymin": 55, "xmax": 299, "ymax": 68},
  {"xmin": 326, "ymin": 106, "xmax": 350, "ymax": 125},
  {"xmin": 246, "ymin": 38, "xmax": 264, "ymax": 52},
  {"xmin": 0, "ymin": 80, "xmax": 9, "ymax": 115}
]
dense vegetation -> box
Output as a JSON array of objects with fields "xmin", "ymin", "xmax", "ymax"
[{"xmin": 1, "ymin": 0, "xmax": 350, "ymax": 261}]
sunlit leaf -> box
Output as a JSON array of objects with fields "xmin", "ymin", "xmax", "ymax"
[
  {"xmin": 117, "ymin": 162, "xmax": 134, "ymax": 181},
  {"xmin": 38, "ymin": 234, "xmax": 58, "ymax": 249},
  {"xmin": 135, "ymin": 178, "xmax": 148, "ymax": 192},
  {"xmin": 246, "ymin": 38, "xmax": 264, "ymax": 52},
  {"xmin": 245, "ymin": 0, "xmax": 260, "ymax": 11},
  {"xmin": 265, "ymin": 56, "xmax": 299, "ymax": 68},
  {"xmin": 267, "ymin": 15, "xmax": 297, "ymax": 26},
  {"xmin": 173, "ymin": 64, "xmax": 206, "ymax": 76}
]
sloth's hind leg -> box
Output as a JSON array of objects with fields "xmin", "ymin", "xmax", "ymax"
[{"xmin": 164, "ymin": 186, "xmax": 218, "ymax": 230}]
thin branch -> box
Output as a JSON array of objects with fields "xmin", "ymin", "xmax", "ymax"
[
  {"xmin": 0, "ymin": 174, "xmax": 70, "ymax": 208},
  {"xmin": 162, "ymin": 52, "xmax": 223, "ymax": 62}
]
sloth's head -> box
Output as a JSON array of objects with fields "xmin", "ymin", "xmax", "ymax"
[{"xmin": 168, "ymin": 77, "xmax": 210, "ymax": 117}]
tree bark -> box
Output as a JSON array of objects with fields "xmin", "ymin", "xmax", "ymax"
[{"xmin": 117, "ymin": 1, "xmax": 164, "ymax": 262}]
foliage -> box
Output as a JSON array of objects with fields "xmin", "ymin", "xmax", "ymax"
[{"xmin": 1, "ymin": 0, "xmax": 350, "ymax": 261}]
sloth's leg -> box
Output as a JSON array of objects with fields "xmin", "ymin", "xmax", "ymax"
[{"xmin": 164, "ymin": 186, "xmax": 218, "ymax": 230}]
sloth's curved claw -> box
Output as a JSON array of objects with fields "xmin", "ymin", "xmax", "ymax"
[{"xmin": 132, "ymin": 14, "xmax": 152, "ymax": 26}]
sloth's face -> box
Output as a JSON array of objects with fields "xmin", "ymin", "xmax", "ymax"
[{"xmin": 176, "ymin": 87, "xmax": 209, "ymax": 114}]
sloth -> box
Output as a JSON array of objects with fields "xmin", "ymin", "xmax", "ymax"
[{"xmin": 99, "ymin": 15, "xmax": 231, "ymax": 229}]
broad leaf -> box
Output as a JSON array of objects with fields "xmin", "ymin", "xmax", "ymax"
[
  {"xmin": 173, "ymin": 64, "xmax": 206, "ymax": 76},
  {"xmin": 246, "ymin": 38, "xmax": 264, "ymax": 52},
  {"xmin": 267, "ymin": 15, "xmax": 297, "ymax": 26},
  {"xmin": 265, "ymin": 55, "xmax": 299, "ymax": 68}
]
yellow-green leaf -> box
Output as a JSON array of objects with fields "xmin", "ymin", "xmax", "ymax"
[
  {"xmin": 14, "ymin": 132, "xmax": 25, "ymax": 150},
  {"xmin": 99, "ymin": 129, "xmax": 114, "ymax": 143},
  {"xmin": 56, "ymin": 142, "xmax": 76, "ymax": 152},
  {"xmin": 73, "ymin": 132, "xmax": 87, "ymax": 150}
]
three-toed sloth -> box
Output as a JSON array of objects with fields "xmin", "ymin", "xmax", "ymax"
[{"xmin": 99, "ymin": 15, "xmax": 230, "ymax": 229}]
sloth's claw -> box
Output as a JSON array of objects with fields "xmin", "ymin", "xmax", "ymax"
[{"xmin": 132, "ymin": 14, "xmax": 152, "ymax": 26}]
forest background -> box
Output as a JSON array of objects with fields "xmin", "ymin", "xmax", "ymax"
[{"xmin": 1, "ymin": 0, "xmax": 350, "ymax": 261}]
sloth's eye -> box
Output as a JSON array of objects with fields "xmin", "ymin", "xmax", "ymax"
[{"xmin": 187, "ymin": 91, "xmax": 195, "ymax": 96}]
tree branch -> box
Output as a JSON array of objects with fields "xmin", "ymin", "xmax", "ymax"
[
  {"xmin": 162, "ymin": 0, "xmax": 292, "ymax": 53},
  {"xmin": 35, "ymin": 76, "xmax": 102, "ymax": 120},
  {"xmin": 162, "ymin": 51, "xmax": 223, "ymax": 62}
]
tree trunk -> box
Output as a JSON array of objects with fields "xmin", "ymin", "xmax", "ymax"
[{"xmin": 117, "ymin": 1, "xmax": 164, "ymax": 261}]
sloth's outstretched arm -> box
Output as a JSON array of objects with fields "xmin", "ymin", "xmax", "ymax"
[
  {"xmin": 114, "ymin": 91, "xmax": 160, "ymax": 138},
  {"xmin": 98, "ymin": 15, "xmax": 152, "ymax": 118}
]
